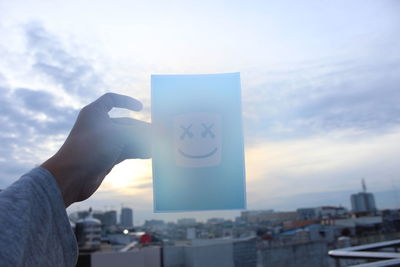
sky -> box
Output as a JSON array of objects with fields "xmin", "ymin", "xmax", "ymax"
[{"xmin": 0, "ymin": 0, "xmax": 400, "ymax": 225}]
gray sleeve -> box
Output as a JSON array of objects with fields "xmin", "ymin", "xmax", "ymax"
[{"xmin": 0, "ymin": 167, "xmax": 78, "ymax": 267}]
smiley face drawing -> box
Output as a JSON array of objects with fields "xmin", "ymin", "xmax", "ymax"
[{"xmin": 173, "ymin": 112, "xmax": 222, "ymax": 167}]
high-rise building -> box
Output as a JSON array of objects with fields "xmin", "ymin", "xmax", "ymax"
[
  {"xmin": 120, "ymin": 207, "xmax": 133, "ymax": 228},
  {"xmin": 351, "ymin": 179, "xmax": 377, "ymax": 213},
  {"xmin": 103, "ymin": 210, "xmax": 117, "ymax": 227}
]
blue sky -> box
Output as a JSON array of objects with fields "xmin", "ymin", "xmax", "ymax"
[{"xmin": 0, "ymin": 0, "xmax": 400, "ymax": 224}]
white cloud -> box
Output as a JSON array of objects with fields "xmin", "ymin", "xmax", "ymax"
[{"xmin": 246, "ymin": 128, "xmax": 400, "ymax": 208}]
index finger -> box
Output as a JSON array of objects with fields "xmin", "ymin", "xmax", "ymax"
[{"xmin": 91, "ymin": 93, "xmax": 143, "ymax": 112}]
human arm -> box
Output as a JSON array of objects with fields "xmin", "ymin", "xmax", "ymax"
[
  {"xmin": 0, "ymin": 168, "xmax": 78, "ymax": 267},
  {"xmin": 0, "ymin": 93, "xmax": 150, "ymax": 266}
]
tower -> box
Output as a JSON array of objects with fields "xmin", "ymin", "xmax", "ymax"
[
  {"xmin": 350, "ymin": 179, "xmax": 377, "ymax": 213},
  {"xmin": 120, "ymin": 207, "xmax": 133, "ymax": 228}
]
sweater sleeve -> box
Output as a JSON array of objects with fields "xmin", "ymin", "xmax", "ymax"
[{"xmin": 0, "ymin": 167, "xmax": 78, "ymax": 267}]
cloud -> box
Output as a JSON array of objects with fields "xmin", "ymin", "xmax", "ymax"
[
  {"xmin": 0, "ymin": 84, "xmax": 77, "ymax": 141},
  {"xmin": 0, "ymin": 81, "xmax": 79, "ymax": 187},
  {"xmin": 297, "ymin": 63, "xmax": 400, "ymax": 129},
  {"xmin": 13, "ymin": 88, "xmax": 77, "ymax": 132},
  {"xmin": 0, "ymin": 22, "xmax": 106, "ymax": 187},
  {"xmin": 245, "ymin": 128, "xmax": 400, "ymax": 209},
  {"xmin": 244, "ymin": 59, "xmax": 400, "ymax": 141},
  {"xmin": 25, "ymin": 21, "xmax": 104, "ymax": 100}
]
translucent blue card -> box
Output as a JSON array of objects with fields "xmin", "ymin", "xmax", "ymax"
[{"xmin": 151, "ymin": 73, "xmax": 246, "ymax": 212}]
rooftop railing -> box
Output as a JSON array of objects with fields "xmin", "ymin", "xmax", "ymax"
[{"xmin": 329, "ymin": 239, "xmax": 400, "ymax": 267}]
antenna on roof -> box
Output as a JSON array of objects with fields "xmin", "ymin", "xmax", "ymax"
[{"xmin": 362, "ymin": 178, "xmax": 367, "ymax": 193}]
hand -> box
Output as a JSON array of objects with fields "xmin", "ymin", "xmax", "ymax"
[{"xmin": 41, "ymin": 93, "xmax": 151, "ymax": 207}]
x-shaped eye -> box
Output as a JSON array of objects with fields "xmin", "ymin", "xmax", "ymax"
[
  {"xmin": 180, "ymin": 124, "xmax": 194, "ymax": 140},
  {"xmin": 201, "ymin": 123, "xmax": 215, "ymax": 138}
]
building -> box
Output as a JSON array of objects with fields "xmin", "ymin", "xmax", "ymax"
[
  {"xmin": 241, "ymin": 210, "xmax": 274, "ymax": 222},
  {"xmin": 320, "ymin": 206, "xmax": 348, "ymax": 218},
  {"xmin": 297, "ymin": 208, "xmax": 319, "ymax": 220},
  {"xmin": 241, "ymin": 210, "xmax": 298, "ymax": 225},
  {"xmin": 351, "ymin": 193, "xmax": 376, "ymax": 213},
  {"xmin": 165, "ymin": 238, "xmax": 257, "ymax": 267},
  {"xmin": 333, "ymin": 216, "xmax": 383, "ymax": 236},
  {"xmin": 207, "ymin": 218, "xmax": 225, "ymax": 224},
  {"xmin": 103, "ymin": 210, "xmax": 117, "ymax": 227},
  {"xmin": 351, "ymin": 179, "xmax": 377, "ymax": 213},
  {"xmin": 120, "ymin": 208, "xmax": 133, "ymax": 228},
  {"xmin": 186, "ymin": 228, "xmax": 196, "ymax": 240},
  {"xmin": 297, "ymin": 206, "xmax": 348, "ymax": 220},
  {"xmin": 144, "ymin": 219, "xmax": 165, "ymax": 228},
  {"xmin": 76, "ymin": 238, "xmax": 256, "ymax": 267},
  {"xmin": 76, "ymin": 247, "xmax": 160, "ymax": 267},
  {"xmin": 92, "ymin": 212, "xmax": 104, "ymax": 224},
  {"xmin": 75, "ymin": 208, "xmax": 102, "ymax": 252},
  {"xmin": 177, "ymin": 218, "xmax": 196, "ymax": 226},
  {"xmin": 71, "ymin": 210, "xmax": 117, "ymax": 228},
  {"xmin": 382, "ymin": 209, "xmax": 400, "ymax": 232}
]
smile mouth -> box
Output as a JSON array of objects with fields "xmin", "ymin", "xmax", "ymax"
[{"xmin": 178, "ymin": 147, "xmax": 218, "ymax": 159}]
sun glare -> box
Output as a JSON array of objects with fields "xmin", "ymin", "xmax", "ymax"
[{"xmin": 102, "ymin": 159, "xmax": 152, "ymax": 194}]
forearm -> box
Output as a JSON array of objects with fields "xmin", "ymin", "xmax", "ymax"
[{"xmin": 0, "ymin": 168, "xmax": 78, "ymax": 267}]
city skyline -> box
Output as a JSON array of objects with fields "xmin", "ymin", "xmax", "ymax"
[
  {"xmin": 1, "ymin": 0, "xmax": 400, "ymax": 225},
  {"xmin": 70, "ymin": 182, "xmax": 396, "ymax": 226}
]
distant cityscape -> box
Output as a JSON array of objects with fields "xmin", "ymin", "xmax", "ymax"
[{"xmin": 69, "ymin": 180, "xmax": 400, "ymax": 267}]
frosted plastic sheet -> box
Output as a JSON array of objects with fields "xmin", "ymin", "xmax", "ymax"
[{"xmin": 151, "ymin": 73, "xmax": 246, "ymax": 212}]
